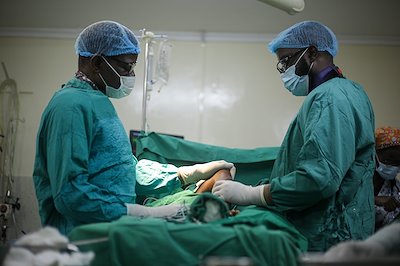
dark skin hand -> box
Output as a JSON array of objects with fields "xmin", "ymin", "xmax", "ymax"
[
  {"xmin": 196, "ymin": 169, "xmax": 241, "ymax": 216},
  {"xmin": 78, "ymin": 54, "xmax": 138, "ymax": 94},
  {"xmin": 194, "ymin": 169, "xmax": 240, "ymax": 216},
  {"xmin": 375, "ymin": 196, "xmax": 400, "ymax": 212},
  {"xmin": 196, "ymin": 169, "xmax": 232, "ymax": 193}
]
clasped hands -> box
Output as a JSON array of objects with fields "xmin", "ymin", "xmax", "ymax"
[{"xmin": 178, "ymin": 160, "xmax": 269, "ymax": 207}]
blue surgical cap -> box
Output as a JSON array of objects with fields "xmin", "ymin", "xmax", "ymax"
[
  {"xmin": 268, "ymin": 21, "xmax": 338, "ymax": 57},
  {"xmin": 75, "ymin": 20, "xmax": 141, "ymax": 57}
]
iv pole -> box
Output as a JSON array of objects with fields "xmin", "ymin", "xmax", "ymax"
[{"xmin": 140, "ymin": 29, "xmax": 168, "ymax": 134}]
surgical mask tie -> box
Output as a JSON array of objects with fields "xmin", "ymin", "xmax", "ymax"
[
  {"xmin": 376, "ymin": 158, "xmax": 400, "ymax": 181},
  {"xmin": 99, "ymin": 57, "xmax": 135, "ymax": 99},
  {"xmin": 280, "ymin": 48, "xmax": 314, "ymax": 96}
]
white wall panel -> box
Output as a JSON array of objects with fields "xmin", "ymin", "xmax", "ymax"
[{"xmin": 1, "ymin": 37, "xmax": 400, "ymax": 177}]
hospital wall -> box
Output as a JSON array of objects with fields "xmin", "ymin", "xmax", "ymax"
[{"xmin": 0, "ymin": 36, "xmax": 399, "ymax": 241}]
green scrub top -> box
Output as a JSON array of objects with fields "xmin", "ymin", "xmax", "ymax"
[
  {"xmin": 33, "ymin": 78, "xmax": 182, "ymax": 235},
  {"xmin": 267, "ymin": 77, "xmax": 375, "ymax": 251}
]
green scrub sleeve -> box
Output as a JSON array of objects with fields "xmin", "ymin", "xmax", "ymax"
[
  {"xmin": 47, "ymin": 107, "xmax": 128, "ymax": 223},
  {"xmin": 270, "ymin": 99, "xmax": 356, "ymax": 211},
  {"xmin": 54, "ymin": 173, "xmax": 128, "ymax": 223}
]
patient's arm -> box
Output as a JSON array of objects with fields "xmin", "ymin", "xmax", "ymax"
[{"xmin": 196, "ymin": 169, "xmax": 232, "ymax": 193}]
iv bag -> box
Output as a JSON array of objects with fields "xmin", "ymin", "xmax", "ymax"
[{"xmin": 156, "ymin": 40, "xmax": 172, "ymax": 86}]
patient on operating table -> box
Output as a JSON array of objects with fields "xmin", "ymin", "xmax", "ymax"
[{"xmin": 139, "ymin": 167, "xmax": 240, "ymax": 219}]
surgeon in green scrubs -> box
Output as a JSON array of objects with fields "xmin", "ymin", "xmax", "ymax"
[
  {"xmin": 212, "ymin": 21, "xmax": 376, "ymax": 251},
  {"xmin": 33, "ymin": 20, "xmax": 234, "ymax": 235}
]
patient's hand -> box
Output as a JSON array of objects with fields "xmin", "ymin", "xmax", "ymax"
[{"xmin": 196, "ymin": 169, "xmax": 232, "ymax": 193}]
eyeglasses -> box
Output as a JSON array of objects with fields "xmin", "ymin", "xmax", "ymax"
[
  {"xmin": 103, "ymin": 56, "xmax": 137, "ymax": 76},
  {"xmin": 112, "ymin": 58, "xmax": 137, "ymax": 75},
  {"xmin": 276, "ymin": 49, "xmax": 306, "ymax": 74}
]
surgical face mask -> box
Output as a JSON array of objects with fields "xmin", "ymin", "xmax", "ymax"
[
  {"xmin": 376, "ymin": 160, "xmax": 400, "ymax": 181},
  {"xmin": 280, "ymin": 48, "xmax": 313, "ymax": 96},
  {"xmin": 99, "ymin": 57, "xmax": 135, "ymax": 99}
]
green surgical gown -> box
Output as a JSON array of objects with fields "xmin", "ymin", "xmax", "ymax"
[
  {"xmin": 267, "ymin": 77, "xmax": 375, "ymax": 251},
  {"xmin": 33, "ymin": 78, "xmax": 182, "ymax": 235}
]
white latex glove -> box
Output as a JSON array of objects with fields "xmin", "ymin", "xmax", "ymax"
[
  {"xmin": 177, "ymin": 160, "xmax": 234, "ymax": 185},
  {"xmin": 126, "ymin": 203, "xmax": 184, "ymax": 218},
  {"xmin": 212, "ymin": 180, "xmax": 267, "ymax": 206},
  {"xmin": 229, "ymin": 166, "xmax": 236, "ymax": 180}
]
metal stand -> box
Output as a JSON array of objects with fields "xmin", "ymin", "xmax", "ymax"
[{"xmin": 139, "ymin": 30, "xmax": 168, "ymax": 134}]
